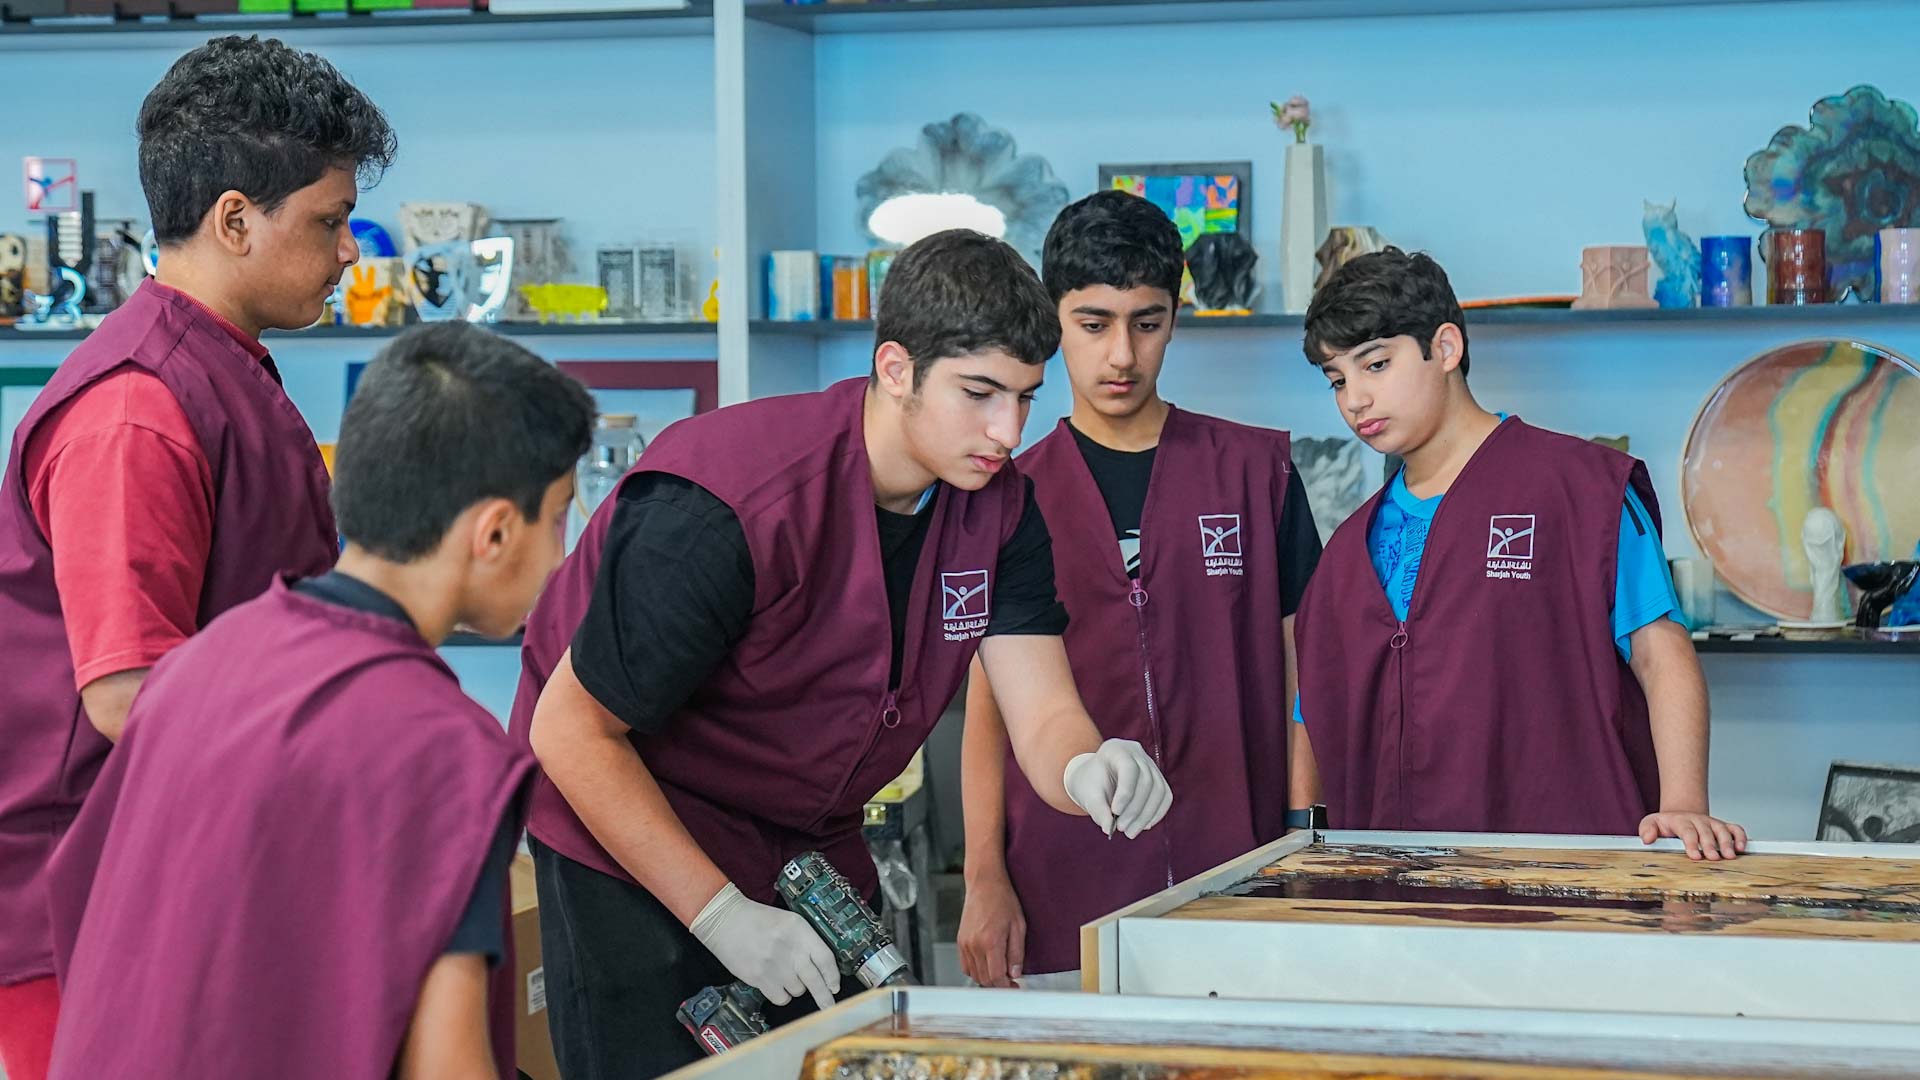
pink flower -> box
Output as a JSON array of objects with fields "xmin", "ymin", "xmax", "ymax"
[{"xmin": 1270, "ymin": 96, "xmax": 1312, "ymax": 143}]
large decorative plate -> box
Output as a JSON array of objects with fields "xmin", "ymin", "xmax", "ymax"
[{"xmin": 1682, "ymin": 339, "xmax": 1920, "ymax": 619}]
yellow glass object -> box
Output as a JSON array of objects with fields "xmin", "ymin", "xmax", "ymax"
[{"xmin": 520, "ymin": 283, "xmax": 609, "ymax": 324}]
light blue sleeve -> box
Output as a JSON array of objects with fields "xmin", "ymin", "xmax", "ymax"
[
  {"xmin": 1613, "ymin": 487, "xmax": 1687, "ymax": 661},
  {"xmin": 1293, "ymin": 697, "xmax": 1305, "ymax": 725}
]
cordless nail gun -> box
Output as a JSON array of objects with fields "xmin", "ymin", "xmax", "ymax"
[{"xmin": 678, "ymin": 851, "xmax": 911, "ymax": 1056}]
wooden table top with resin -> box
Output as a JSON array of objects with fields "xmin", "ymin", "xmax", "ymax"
[
  {"xmin": 797, "ymin": 1012, "xmax": 1902, "ymax": 1080},
  {"xmin": 1166, "ymin": 842, "xmax": 1920, "ymax": 942}
]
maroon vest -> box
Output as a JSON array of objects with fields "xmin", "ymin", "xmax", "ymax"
[
  {"xmin": 1294, "ymin": 418, "xmax": 1662, "ymax": 834},
  {"xmin": 511, "ymin": 378, "xmax": 1024, "ymax": 904},
  {"xmin": 1004, "ymin": 409, "xmax": 1294, "ymax": 974},
  {"xmin": 0, "ymin": 281, "xmax": 336, "ymax": 983},
  {"xmin": 44, "ymin": 582, "xmax": 529, "ymax": 1079}
]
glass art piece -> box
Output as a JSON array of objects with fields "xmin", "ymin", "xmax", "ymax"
[
  {"xmin": 408, "ymin": 240, "xmax": 474, "ymax": 322},
  {"xmin": 1184, "ymin": 231, "xmax": 1258, "ymax": 314},
  {"xmin": 1744, "ymin": 85, "xmax": 1920, "ymax": 301},
  {"xmin": 492, "ymin": 218, "xmax": 568, "ymax": 323},
  {"xmin": 1681, "ymin": 339, "xmax": 1920, "ymax": 620},
  {"xmin": 0, "ymin": 233, "xmax": 26, "ymax": 319},
  {"xmin": 1315, "ymin": 226, "xmax": 1386, "ymax": 290},
  {"xmin": 1880, "ymin": 227, "xmax": 1920, "ymax": 303},
  {"xmin": 1701, "ymin": 236, "xmax": 1753, "ymax": 307},
  {"xmin": 1763, "ymin": 228, "xmax": 1828, "ymax": 304},
  {"xmin": 519, "ymin": 283, "xmax": 608, "ymax": 323},
  {"xmin": 1641, "ymin": 200, "xmax": 1700, "ymax": 308},
  {"xmin": 856, "ymin": 113, "xmax": 1068, "ymax": 261}
]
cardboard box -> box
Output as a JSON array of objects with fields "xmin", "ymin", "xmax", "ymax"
[{"xmin": 510, "ymin": 853, "xmax": 561, "ymax": 1080}]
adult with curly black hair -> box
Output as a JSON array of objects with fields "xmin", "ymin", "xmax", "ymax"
[{"xmin": 0, "ymin": 37, "xmax": 394, "ymax": 1080}]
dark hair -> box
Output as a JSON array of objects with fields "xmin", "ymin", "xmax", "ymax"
[
  {"xmin": 138, "ymin": 36, "xmax": 397, "ymax": 244},
  {"xmin": 1041, "ymin": 190, "xmax": 1184, "ymax": 304},
  {"xmin": 332, "ymin": 324, "xmax": 596, "ymax": 561},
  {"xmin": 873, "ymin": 229, "xmax": 1060, "ymax": 388},
  {"xmin": 1303, "ymin": 247, "xmax": 1471, "ymax": 377}
]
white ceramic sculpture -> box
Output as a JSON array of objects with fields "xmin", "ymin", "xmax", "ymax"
[{"xmin": 1801, "ymin": 507, "xmax": 1848, "ymax": 623}]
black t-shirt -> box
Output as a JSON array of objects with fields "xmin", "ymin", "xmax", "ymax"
[
  {"xmin": 572, "ymin": 473, "xmax": 1068, "ymax": 737},
  {"xmin": 1067, "ymin": 422, "xmax": 1323, "ymax": 612},
  {"xmin": 292, "ymin": 571, "xmax": 512, "ymax": 966}
]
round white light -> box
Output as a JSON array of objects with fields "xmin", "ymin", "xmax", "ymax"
[{"xmin": 867, "ymin": 193, "xmax": 1008, "ymax": 248}]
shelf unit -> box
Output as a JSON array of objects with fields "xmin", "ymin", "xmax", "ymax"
[
  {"xmin": 1692, "ymin": 637, "xmax": 1920, "ymax": 656},
  {"xmin": 750, "ymin": 304, "xmax": 1920, "ymax": 336},
  {"xmin": 740, "ymin": 0, "xmax": 1809, "ymax": 33},
  {"xmin": 0, "ymin": 4, "xmax": 714, "ymax": 43}
]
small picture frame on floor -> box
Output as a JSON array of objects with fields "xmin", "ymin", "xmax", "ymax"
[{"xmin": 1818, "ymin": 761, "xmax": 1920, "ymax": 844}]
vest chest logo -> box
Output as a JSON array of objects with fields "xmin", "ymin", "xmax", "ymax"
[
  {"xmin": 940, "ymin": 569, "xmax": 990, "ymax": 641},
  {"xmin": 1198, "ymin": 514, "xmax": 1244, "ymax": 576},
  {"xmin": 1486, "ymin": 514, "xmax": 1536, "ymax": 580}
]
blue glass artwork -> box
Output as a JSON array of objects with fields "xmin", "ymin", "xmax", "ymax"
[
  {"xmin": 1642, "ymin": 200, "xmax": 1700, "ymax": 308},
  {"xmin": 351, "ymin": 219, "xmax": 398, "ymax": 258},
  {"xmin": 1744, "ymin": 85, "xmax": 1920, "ymax": 300},
  {"xmin": 1700, "ymin": 236, "xmax": 1753, "ymax": 307}
]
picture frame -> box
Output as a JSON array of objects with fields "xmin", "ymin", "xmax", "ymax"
[
  {"xmin": 1097, "ymin": 160, "xmax": 1252, "ymax": 245},
  {"xmin": 554, "ymin": 359, "xmax": 719, "ymax": 556},
  {"xmin": 555, "ymin": 359, "xmax": 718, "ymax": 430},
  {"xmin": 1817, "ymin": 760, "xmax": 1920, "ymax": 843},
  {"xmin": 24, "ymin": 157, "xmax": 78, "ymax": 215}
]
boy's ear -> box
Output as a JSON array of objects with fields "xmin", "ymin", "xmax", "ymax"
[
  {"xmin": 1432, "ymin": 324, "xmax": 1465, "ymax": 375},
  {"xmin": 873, "ymin": 341, "xmax": 914, "ymax": 400},
  {"xmin": 469, "ymin": 497, "xmax": 520, "ymax": 560},
  {"xmin": 207, "ymin": 190, "xmax": 255, "ymax": 256}
]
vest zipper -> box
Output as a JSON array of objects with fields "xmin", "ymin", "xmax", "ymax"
[
  {"xmin": 1390, "ymin": 619, "xmax": 1408, "ymax": 828},
  {"xmin": 821, "ymin": 690, "xmax": 900, "ymax": 831},
  {"xmin": 1129, "ymin": 577, "xmax": 1175, "ymax": 888}
]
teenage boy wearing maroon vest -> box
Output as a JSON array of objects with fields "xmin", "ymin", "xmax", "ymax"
[
  {"xmin": 1292, "ymin": 249, "xmax": 1746, "ymax": 862},
  {"xmin": 512, "ymin": 230, "xmax": 1175, "ymax": 1077},
  {"xmin": 956, "ymin": 191, "xmax": 1324, "ymax": 992},
  {"xmin": 0, "ymin": 38, "xmax": 395, "ymax": 1080},
  {"xmin": 44, "ymin": 324, "xmax": 595, "ymax": 1080}
]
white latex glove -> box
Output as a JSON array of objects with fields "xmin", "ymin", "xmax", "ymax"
[
  {"xmin": 1063, "ymin": 738, "xmax": 1173, "ymax": 839},
  {"xmin": 689, "ymin": 883, "xmax": 840, "ymax": 1010}
]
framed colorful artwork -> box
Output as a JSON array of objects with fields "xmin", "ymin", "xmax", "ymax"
[
  {"xmin": 1097, "ymin": 161, "xmax": 1251, "ymax": 249},
  {"xmin": 0, "ymin": 366, "xmax": 59, "ymax": 474},
  {"xmin": 24, "ymin": 158, "xmax": 78, "ymax": 214}
]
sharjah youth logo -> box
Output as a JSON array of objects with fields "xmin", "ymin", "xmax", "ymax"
[
  {"xmin": 1198, "ymin": 514, "xmax": 1244, "ymax": 577},
  {"xmin": 941, "ymin": 569, "xmax": 990, "ymax": 641},
  {"xmin": 1486, "ymin": 514, "xmax": 1536, "ymax": 581}
]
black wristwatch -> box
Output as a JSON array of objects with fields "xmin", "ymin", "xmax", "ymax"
[{"xmin": 1284, "ymin": 805, "xmax": 1328, "ymax": 831}]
